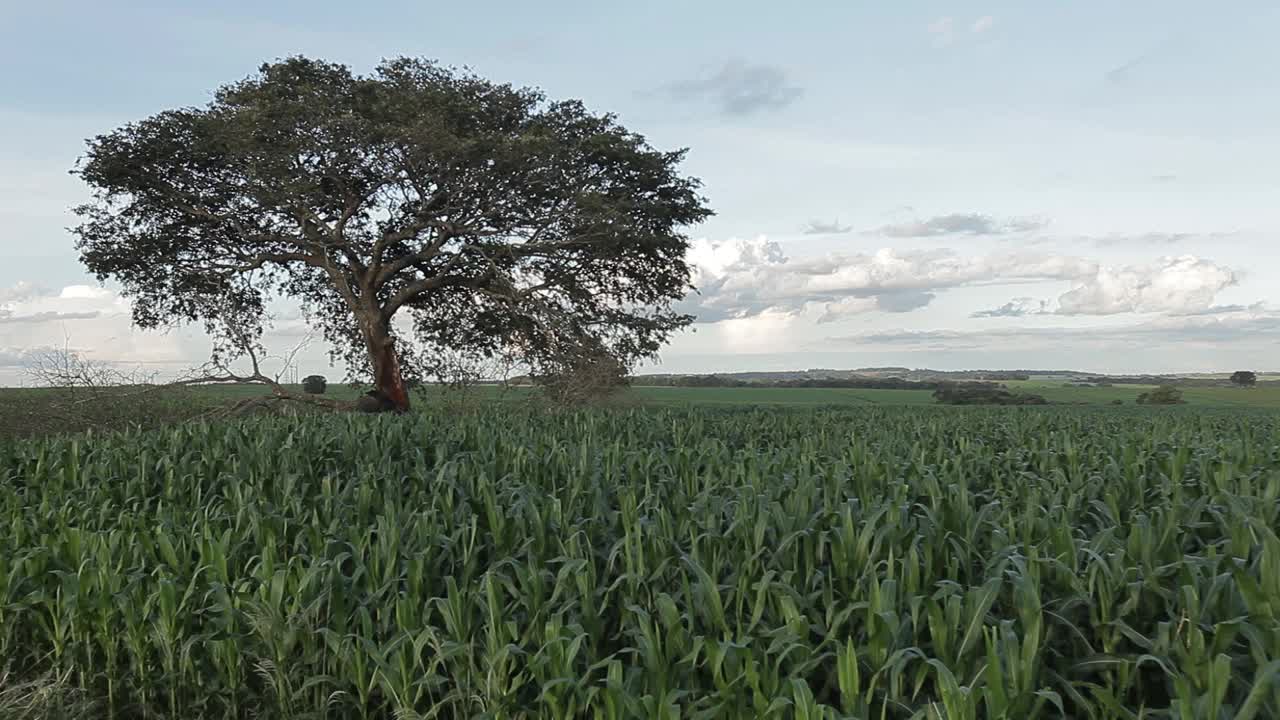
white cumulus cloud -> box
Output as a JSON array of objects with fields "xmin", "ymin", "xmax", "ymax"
[
  {"xmin": 835, "ymin": 304, "xmax": 1280, "ymax": 350},
  {"xmin": 682, "ymin": 238, "xmax": 1239, "ymax": 324},
  {"xmin": 1057, "ymin": 256, "xmax": 1237, "ymax": 315},
  {"xmin": 0, "ymin": 281, "xmax": 134, "ymax": 326},
  {"xmin": 0, "ymin": 280, "xmax": 194, "ymax": 384}
]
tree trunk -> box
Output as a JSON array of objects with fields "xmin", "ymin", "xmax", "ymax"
[{"xmin": 366, "ymin": 323, "xmax": 411, "ymax": 413}]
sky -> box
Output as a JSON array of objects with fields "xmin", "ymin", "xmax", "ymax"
[{"xmin": 3, "ymin": 0, "xmax": 1279, "ymax": 384}]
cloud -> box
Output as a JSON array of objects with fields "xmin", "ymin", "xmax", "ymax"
[
  {"xmin": 929, "ymin": 16, "xmax": 992, "ymax": 44},
  {"xmin": 1152, "ymin": 174, "xmax": 1178, "ymax": 183},
  {"xmin": 681, "ymin": 237, "xmax": 1095, "ymax": 323},
  {"xmin": 0, "ymin": 279, "xmax": 337, "ymax": 386},
  {"xmin": 271, "ymin": 312, "xmax": 321, "ymax": 338},
  {"xmin": 971, "ymin": 257, "xmax": 1237, "ymax": 318},
  {"xmin": 927, "ymin": 17, "xmax": 954, "ymax": 44},
  {"xmin": 680, "ymin": 238, "xmax": 1239, "ymax": 324},
  {"xmin": 0, "ymin": 280, "xmax": 193, "ymax": 383},
  {"xmin": 802, "ymin": 219, "xmax": 852, "ymax": 235},
  {"xmin": 1020, "ymin": 231, "xmax": 1236, "ymax": 250},
  {"xmin": 0, "ymin": 310, "xmax": 102, "ymax": 324},
  {"xmin": 1, "ymin": 282, "xmax": 129, "ymax": 325},
  {"xmin": 928, "ymin": 17, "xmax": 954, "ymax": 33},
  {"xmin": 1105, "ymin": 53, "xmax": 1154, "ymax": 86},
  {"xmin": 876, "ymin": 289, "xmax": 937, "ymax": 313},
  {"xmin": 1057, "ymin": 256, "xmax": 1236, "ymax": 315},
  {"xmin": 816, "ymin": 291, "xmax": 936, "ymax": 323},
  {"xmin": 0, "ymin": 281, "xmax": 50, "ymax": 304},
  {"xmin": 662, "ymin": 60, "xmax": 803, "ymax": 116},
  {"xmin": 876, "ymin": 213, "xmax": 1047, "ymax": 238},
  {"xmin": 0, "ymin": 348, "xmax": 40, "ymax": 368},
  {"xmin": 832, "ymin": 306, "xmax": 1280, "ymax": 350},
  {"xmin": 1170, "ymin": 302, "xmax": 1265, "ymax": 317},
  {"xmin": 815, "ymin": 297, "xmax": 879, "ymax": 323},
  {"xmin": 1089, "ymin": 232, "xmax": 1202, "ymax": 247},
  {"xmin": 971, "ymin": 297, "xmax": 1049, "ymax": 318}
]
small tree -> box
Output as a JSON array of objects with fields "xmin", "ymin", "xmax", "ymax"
[
  {"xmin": 533, "ymin": 332, "xmax": 631, "ymax": 405},
  {"xmin": 302, "ymin": 375, "xmax": 327, "ymax": 394},
  {"xmin": 11, "ymin": 345, "xmax": 204, "ymax": 439},
  {"xmin": 1230, "ymin": 370, "xmax": 1257, "ymax": 387},
  {"xmin": 422, "ymin": 342, "xmax": 520, "ymax": 412}
]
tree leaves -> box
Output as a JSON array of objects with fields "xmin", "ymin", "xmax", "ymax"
[{"xmin": 73, "ymin": 55, "xmax": 712, "ymax": 389}]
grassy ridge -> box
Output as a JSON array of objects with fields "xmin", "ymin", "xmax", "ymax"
[
  {"xmin": 2, "ymin": 379, "xmax": 1276, "ymax": 440},
  {"xmin": 3, "ymin": 405, "xmax": 1279, "ymax": 718},
  {"xmin": 134, "ymin": 382, "xmax": 1280, "ymax": 407},
  {"xmin": 1004, "ymin": 381, "xmax": 1280, "ymax": 407},
  {"xmin": 220, "ymin": 381, "xmax": 1280, "ymax": 408}
]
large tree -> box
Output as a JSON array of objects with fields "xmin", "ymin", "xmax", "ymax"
[{"xmin": 72, "ymin": 56, "xmax": 712, "ymax": 411}]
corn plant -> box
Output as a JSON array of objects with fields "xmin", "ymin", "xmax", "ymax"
[{"xmin": 1, "ymin": 405, "xmax": 1279, "ymax": 718}]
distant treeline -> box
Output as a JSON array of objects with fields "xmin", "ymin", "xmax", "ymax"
[
  {"xmin": 632, "ymin": 375, "xmax": 1060, "ymax": 405},
  {"xmin": 1078, "ymin": 376, "xmax": 1249, "ymax": 387},
  {"xmin": 1082, "ymin": 375, "xmax": 1185, "ymax": 386},
  {"xmin": 514, "ymin": 371, "xmax": 1271, "ymax": 390},
  {"xmin": 633, "ymin": 371, "xmax": 1030, "ymax": 387},
  {"xmin": 952, "ymin": 371, "xmax": 1032, "ymax": 381},
  {"xmin": 631, "ymin": 375, "xmax": 945, "ymax": 390},
  {"xmin": 933, "ymin": 381, "xmax": 1048, "ymax": 406}
]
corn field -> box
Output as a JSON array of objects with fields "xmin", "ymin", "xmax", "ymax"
[{"xmin": 2, "ymin": 406, "xmax": 1279, "ymax": 719}]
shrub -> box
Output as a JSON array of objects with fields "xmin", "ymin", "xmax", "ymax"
[
  {"xmin": 1230, "ymin": 370, "xmax": 1257, "ymax": 387},
  {"xmin": 534, "ymin": 343, "xmax": 631, "ymax": 406},
  {"xmin": 932, "ymin": 382, "xmax": 1048, "ymax": 406},
  {"xmin": 1137, "ymin": 385, "xmax": 1184, "ymax": 405},
  {"xmin": 302, "ymin": 375, "xmax": 327, "ymax": 394}
]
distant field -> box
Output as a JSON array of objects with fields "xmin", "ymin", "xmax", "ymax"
[
  {"xmin": 632, "ymin": 382, "xmax": 1280, "ymax": 408},
  {"xmin": 179, "ymin": 383, "xmax": 938, "ymax": 407},
  {"xmin": 1005, "ymin": 380, "xmax": 1280, "ymax": 407},
  {"xmin": 629, "ymin": 385, "xmax": 938, "ymax": 406},
  {"xmin": 6, "ymin": 380, "xmax": 1280, "ymax": 418}
]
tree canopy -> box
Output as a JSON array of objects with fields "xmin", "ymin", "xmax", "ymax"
[
  {"xmin": 72, "ymin": 56, "xmax": 712, "ymax": 410},
  {"xmin": 1230, "ymin": 370, "xmax": 1257, "ymax": 387},
  {"xmin": 1137, "ymin": 385, "xmax": 1184, "ymax": 405}
]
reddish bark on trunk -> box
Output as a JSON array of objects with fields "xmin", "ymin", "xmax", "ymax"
[{"xmin": 368, "ymin": 326, "xmax": 411, "ymax": 413}]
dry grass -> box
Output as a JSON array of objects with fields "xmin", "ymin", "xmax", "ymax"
[{"xmin": 0, "ymin": 671, "xmax": 98, "ymax": 720}]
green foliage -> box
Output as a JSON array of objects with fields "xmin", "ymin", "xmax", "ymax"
[
  {"xmin": 635, "ymin": 374, "xmax": 939, "ymax": 390},
  {"xmin": 1138, "ymin": 385, "xmax": 1186, "ymax": 405},
  {"xmin": 534, "ymin": 337, "xmax": 632, "ymax": 406},
  {"xmin": 932, "ymin": 381, "xmax": 1049, "ymax": 405},
  {"xmin": 1233, "ymin": 371, "xmax": 1259, "ymax": 387},
  {"xmin": 71, "ymin": 56, "xmax": 712, "ymax": 394},
  {"xmin": 301, "ymin": 375, "xmax": 327, "ymax": 395},
  {"xmin": 2, "ymin": 406, "xmax": 1280, "ymax": 718}
]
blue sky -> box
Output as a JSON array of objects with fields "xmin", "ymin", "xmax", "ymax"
[{"xmin": 3, "ymin": 1, "xmax": 1279, "ymax": 382}]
